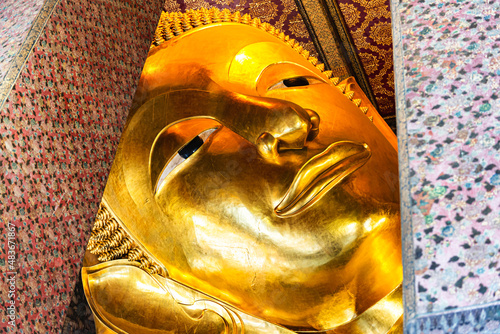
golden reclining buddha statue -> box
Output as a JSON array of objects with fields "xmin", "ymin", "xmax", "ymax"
[{"xmin": 82, "ymin": 8, "xmax": 402, "ymax": 334}]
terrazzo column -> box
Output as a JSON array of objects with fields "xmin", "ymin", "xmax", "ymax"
[
  {"xmin": 391, "ymin": 0, "xmax": 500, "ymax": 333},
  {"xmin": 0, "ymin": 0, "xmax": 163, "ymax": 331}
]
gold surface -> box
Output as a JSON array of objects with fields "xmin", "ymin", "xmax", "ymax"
[{"xmin": 84, "ymin": 10, "xmax": 401, "ymax": 333}]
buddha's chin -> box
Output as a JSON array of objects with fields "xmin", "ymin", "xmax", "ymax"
[{"xmin": 237, "ymin": 276, "xmax": 399, "ymax": 331}]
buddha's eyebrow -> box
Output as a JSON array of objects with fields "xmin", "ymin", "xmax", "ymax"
[{"xmin": 229, "ymin": 41, "xmax": 325, "ymax": 86}]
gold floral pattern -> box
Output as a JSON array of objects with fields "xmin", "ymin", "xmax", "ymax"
[
  {"xmin": 249, "ymin": 0, "xmax": 278, "ymax": 22},
  {"xmin": 339, "ymin": 3, "xmax": 360, "ymax": 27},
  {"xmin": 358, "ymin": 52, "xmax": 378, "ymax": 75},
  {"xmin": 289, "ymin": 14, "xmax": 309, "ymax": 38},
  {"xmin": 370, "ymin": 21, "xmax": 392, "ymax": 46},
  {"xmin": 164, "ymin": 0, "xmax": 181, "ymax": 12},
  {"xmin": 358, "ymin": 0, "xmax": 386, "ymax": 9},
  {"xmin": 215, "ymin": 0, "xmax": 234, "ymax": 5}
]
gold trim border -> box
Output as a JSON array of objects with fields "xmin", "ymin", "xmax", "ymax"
[{"xmin": 0, "ymin": 0, "xmax": 62, "ymax": 111}]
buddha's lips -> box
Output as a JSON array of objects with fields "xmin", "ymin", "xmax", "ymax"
[{"xmin": 275, "ymin": 141, "xmax": 371, "ymax": 217}]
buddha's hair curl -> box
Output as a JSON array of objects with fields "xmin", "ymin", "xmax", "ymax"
[
  {"xmin": 87, "ymin": 203, "xmax": 166, "ymax": 276},
  {"xmin": 151, "ymin": 8, "xmax": 373, "ymax": 119}
]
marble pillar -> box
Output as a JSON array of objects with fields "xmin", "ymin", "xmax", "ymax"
[{"xmin": 392, "ymin": 0, "xmax": 500, "ymax": 332}]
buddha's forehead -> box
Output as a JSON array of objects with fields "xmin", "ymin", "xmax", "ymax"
[{"xmin": 136, "ymin": 23, "xmax": 319, "ymax": 100}]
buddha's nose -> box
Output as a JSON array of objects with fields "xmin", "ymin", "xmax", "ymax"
[
  {"xmin": 185, "ymin": 89, "xmax": 320, "ymax": 159},
  {"xmin": 255, "ymin": 105, "xmax": 320, "ymax": 160}
]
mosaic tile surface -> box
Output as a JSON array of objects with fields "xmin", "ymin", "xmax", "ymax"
[
  {"xmin": 0, "ymin": 0, "xmax": 44, "ymax": 81},
  {"xmin": 0, "ymin": 0, "xmax": 163, "ymax": 332},
  {"xmin": 336, "ymin": 0, "xmax": 395, "ymax": 117},
  {"xmin": 391, "ymin": 0, "xmax": 500, "ymax": 330}
]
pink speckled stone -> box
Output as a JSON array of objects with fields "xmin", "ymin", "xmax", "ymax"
[{"xmin": 392, "ymin": 0, "xmax": 500, "ymax": 332}]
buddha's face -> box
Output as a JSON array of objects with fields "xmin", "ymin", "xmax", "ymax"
[{"xmin": 105, "ymin": 24, "xmax": 401, "ymax": 330}]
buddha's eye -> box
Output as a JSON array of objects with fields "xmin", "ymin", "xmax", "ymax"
[
  {"xmin": 283, "ymin": 77, "xmax": 309, "ymax": 87},
  {"xmin": 178, "ymin": 135, "xmax": 204, "ymax": 159},
  {"xmin": 155, "ymin": 128, "xmax": 217, "ymax": 192},
  {"xmin": 268, "ymin": 76, "xmax": 322, "ymax": 91}
]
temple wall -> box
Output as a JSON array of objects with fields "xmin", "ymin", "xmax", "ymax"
[
  {"xmin": 0, "ymin": 0, "xmax": 163, "ymax": 331},
  {"xmin": 392, "ymin": 0, "xmax": 500, "ymax": 332},
  {"xmin": 335, "ymin": 0, "xmax": 395, "ymax": 116}
]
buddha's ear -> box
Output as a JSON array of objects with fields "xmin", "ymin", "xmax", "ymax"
[
  {"xmin": 82, "ymin": 260, "xmax": 296, "ymax": 334},
  {"xmin": 82, "ymin": 260, "xmax": 229, "ymax": 334}
]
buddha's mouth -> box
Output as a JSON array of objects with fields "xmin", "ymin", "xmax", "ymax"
[{"xmin": 275, "ymin": 141, "xmax": 371, "ymax": 217}]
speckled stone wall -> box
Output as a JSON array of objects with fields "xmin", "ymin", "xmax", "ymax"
[
  {"xmin": 391, "ymin": 0, "xmax": 500, "ymax": 332},
  {"xmin": 0, "ymin": 0, "xmax": 163, "ymax": 332}
]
